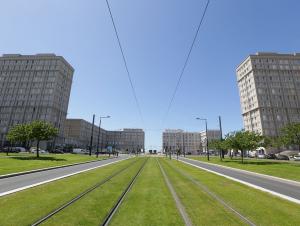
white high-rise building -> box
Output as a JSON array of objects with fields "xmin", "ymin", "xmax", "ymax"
[
  {"xmin": 236, "ymin": 52, "xmax": 300, "ymax": 137},
  {"xmin": 0, "ymin": 54, "xmax": 74, "ymax": 147}
]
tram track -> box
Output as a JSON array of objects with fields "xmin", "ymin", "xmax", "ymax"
[{"xmin": 31, "ymin": 158, "xmax": 140, "ymax": 226}]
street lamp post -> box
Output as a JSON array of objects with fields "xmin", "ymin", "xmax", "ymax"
[
  {"xmin": 96, "ymin": 115, "xmax": 110, "ymax": 158},
  {"xmin": 89, "ymin": 114, "xmax": 95, "ymax": 156},
  {"xmin": 196, "ymin": 117, "xmax": 209, "ymax": 161}
]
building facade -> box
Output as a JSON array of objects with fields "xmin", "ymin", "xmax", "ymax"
[
  {"xmin": 0, "ymin": 54, "xmax": 74, "ymax": 147},
  {"xmin": 163, "ymin": 129, "xmax": 222, "ymax": 154},
  {"xmin": 64, "ymin": 119, "xmax": 145, "ymax": 153},
  {"xmin": 162, "ymin": 129, "xmax": 201, "ymax": 154},
  {"xmin": 64, "ymin": 119, "xmax": 106, "ymax": 149},
  {"xmin": 236, "ymin": 52, "xmax": 300, "ymax": 137},
  {"xmin": 200, "ymin": 130, "xmax": 222, "ymax": 152}
]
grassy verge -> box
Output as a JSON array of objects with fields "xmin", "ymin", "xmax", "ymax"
[
  {"xmin": 168, "ymin": 158, "xmax": 300, "ymax": 225},
  {"xmin": 0, "ymin": 153, "xmax": 109, "ymax": 175},
  {"xmin": 0, "ymin": 157, "xmax": 136, "ymax": 226},
  {"xmin": 188, "ymin": 156, "xmax": 300, "ymax": 182},
  {"xmin": 160, "ymin": 158, "xmax": 245, "ymax": 226},
  {"xmin": 42, "ymin": 158, "xmax": 146, "ymax": 226},
  {"xmin": 110, "ymin": 158, "xmax": 184, "ymax": 226}
]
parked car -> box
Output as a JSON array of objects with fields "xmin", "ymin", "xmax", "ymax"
[
  {"xmin": 257, "ymin": 154, "xmax": 265, "ymax": 159},
  {"xmin": 275, "ymin": 154, "xmax": 289, "ymax": 161},
  {"xmin": 293, "ymin": 155, "xmax": 300, "ymax": 161},
  {"xmin": 49, "ymin": 149, "xmax": 64, "ymax": 154},
  {"xmin": 265, "ymin": 153, "xmax": 276, "ymax": 159},
  {"xmin": 72, "ymin": 148, "xmax": 88, "ymax": 154},
  {"xmin": 1, "ymin": 147, "xmax": 21, "ymax": 153},
  {"xmin": 14, "ymin": 147, "xmax": 26, "ymax": 152},
  {"xmin": 30, "ymin": 147, "xmax": 48, "ymax": 154}
]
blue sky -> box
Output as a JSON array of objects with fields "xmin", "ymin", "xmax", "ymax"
[{"xmin": 1, "ymin": 0, "xmax": 300, "ymax": 150}]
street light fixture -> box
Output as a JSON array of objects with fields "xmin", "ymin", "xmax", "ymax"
[
  {"xmin": 96, "ymin": 115, "xmax": 111, "ymax": 158},
  {"xmin": 196, "ymin": 117, "xmax": 209, "ymax": 161}
]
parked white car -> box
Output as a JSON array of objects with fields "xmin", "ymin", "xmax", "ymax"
[
  {"xmin": 72, "ymin": 148, "xmax": 88, "ymax": 154},
  {"xmin": 30, "ymin": 147, "xmax": 48, "ymax": 154},
  {"xmin": 257, "ymin": 154, "xmax": 265, "ymax": 159},
  {"xmin": 294, "ymin": 155, "xmax": 300, "ymax": 161}
]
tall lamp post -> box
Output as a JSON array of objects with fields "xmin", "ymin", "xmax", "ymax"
[
  {"xmin": 96, "ymin": 115, "xmax": 110, "ymax": 158},
  {"xmin": 89, "ymin": 114, "xmax": 95, "ymax": 156},
  {"xmin": 196, "ymin": 117, "xmax": 209, "ymax": 161}
]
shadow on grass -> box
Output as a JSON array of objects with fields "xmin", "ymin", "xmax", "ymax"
[{"xmin": 11, "ymin": 156, "xmax": 66, "ymax": 161}]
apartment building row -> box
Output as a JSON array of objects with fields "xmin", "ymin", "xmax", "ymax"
[
  {"xmin": 162, "ymin": 129, "xmax": 221, "ymax": 154},
  {"xmin": 236, "ymin": 52, "xmax": 300, "ymax": 143},
  {"xmin": 64, "ymin": 119, "xmax": 144, "ymax": 152},
  {"xmin": 0, "ymin": 54, "xmax": 144, "ymax": 151}
]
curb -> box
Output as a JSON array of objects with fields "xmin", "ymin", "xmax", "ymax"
[{"xmin": 0, "ymin": 156, "xmax": 117, "ymax": 179}]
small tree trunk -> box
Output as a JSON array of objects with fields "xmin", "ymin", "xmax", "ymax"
[
  {"xmin": 241, "ymin": 150, "xmax": 244, "ymax": 164},
  {"xmin": 37, "ymin": 140, "xmax": 40, "ymax": 158}
]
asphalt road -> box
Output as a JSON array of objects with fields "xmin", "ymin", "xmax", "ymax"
[
  {"xmin": 0, "ymin": 155, "xmax": 129, "ymax": 196},
  {"xmin": 179, "ymin": 157, "xmax": 300, "ymax": 204}
]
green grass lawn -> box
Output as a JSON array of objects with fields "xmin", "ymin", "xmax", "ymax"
[
  {"xmin": 110, "ymin": 158, "xmax": 184, "ymax": 226},
  {"xmin": 160, "ymin": 158, "xmax": 246, "ymax": 226},
  {"xmin": 42, "ymin": 158, "xmax": 146, "ymax": 226},
  {"xmin": 188, "ymin": 156, "xmax": 300, "ymax": 182},
  {"xmin": 0, "ymin": 153, "xmax": 109, "ymax": 176},
  {"xmin": 0, "ymin": 157, "xmax": 136, "ymax": 226},
  {"xmin": 166, "ymin": 158, "xmax": 300, "ymax": 226}
]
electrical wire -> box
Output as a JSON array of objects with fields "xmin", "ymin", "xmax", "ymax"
[
  {"xmin": 105, "ymin": 0, "xmax": 144, "ymax": 124},
  {"xmin": 162, "ymin": 0, "xmax": 210, "ymax": 123}
]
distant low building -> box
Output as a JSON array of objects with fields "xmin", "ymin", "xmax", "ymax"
[
  {"xmin": 64, "ymin": 119, "xmax": 144, "ymax": 153},
  {"xmin": 162, "ymin": 129, "xmax": 221, "ymax": 154},
  {"xmin": 162, "ymin": 129, "xmax": 201, "ymax": 155}
]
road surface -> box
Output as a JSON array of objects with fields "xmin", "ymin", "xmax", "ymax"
[
  {"xmin": 179, "ymin": 157, "xmax": 300, "ymax": 204},
  {"xmin": 0, "ymin": 155, "xmax": 129, "ymax": 197}
]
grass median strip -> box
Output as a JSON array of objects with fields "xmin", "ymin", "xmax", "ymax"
[
  {"xmin": 41, "ymin": 158, "xmax": 146, "ymax": 226},
  {"xmin": 109, "ymin": 158, "xmax": 185, "ymax": 226},
  {"xmin": 189, "ymin": 156, "xmax": 300, "ymax": 182},
  {"xmin": 0, "ymin": 153, "xmax": 109, "ymax": 176},
  {"xmin": 170, "ymin": 158, "xmax": 300, "ymax": 226},
  {"xmin": 160, "ymin": 158, "xmax": 246, "ymax": 226},
  {"xmin": 0, "ymin": 157, "xmax": 136, "ymax": 226}
]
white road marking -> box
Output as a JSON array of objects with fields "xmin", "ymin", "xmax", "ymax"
[{"xmin": 0, "ymin": 158, "xmax": 129, "ymax": 197}]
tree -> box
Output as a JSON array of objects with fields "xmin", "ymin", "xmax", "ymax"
[
  {"xmin": 225, "ymin": 130, "xmax": 263, "ymax": 163},
  {"xmin": 279, "ymin": 123, "xmax": 300, "ymax": 151},
  {"xmin": 29, "ymin": 121, "xmax": 58, "ymax": 157},
  {"xmin": 208, "ymin": 139, "xmax": 226, "ymax": 160},
  {"xmin": 6, "ymin": 124, "xmax": 30, "ymax": 155}
]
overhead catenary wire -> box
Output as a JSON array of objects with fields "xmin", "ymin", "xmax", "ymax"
[
  {"xmin": 105, "ymin": 0, "xmax": 144, "ymax": 124},
  {"xmin": 162, "ymin": 0, "xmax": 210, "ymax": 123}
]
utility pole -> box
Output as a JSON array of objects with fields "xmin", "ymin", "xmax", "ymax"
[
  {"xmin": 89, "ymin": 114, "xmax": 95, "ymax": 156},
  {"xmin": 219, "ymin": 116, "xmax": 223, "ymax": 160},
  {"xmin": 96, "ymin": 118, "xmax": 102, "ymax": 158},
  {"xmin": 205, "ymin": 120, "xmax": 209, "ymax": 161},
  {"xmin": 95, "ymin": 115, "xmax": 110, "ymax": 158}
]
